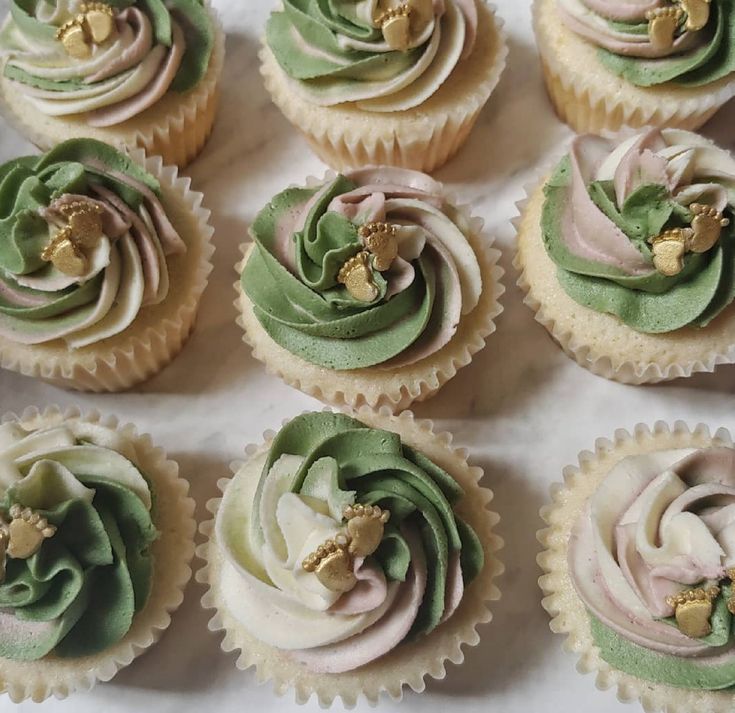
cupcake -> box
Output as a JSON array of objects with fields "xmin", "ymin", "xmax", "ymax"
[
  {"xmin": 0, "ymin": 405, "xmax": 196, "ymax": 702},
  {"xmin": 539, "ymin": 421, "xmax": 735, "ymax": 712},
  {"xmin": 0, "ymin": 0, "xmax": 224, "ymax": 168},
  {"xmin": 198, "ymin": 408, "xmax": 503, "ymax": 707},
  {"xmin": 0, "ymin": 138, "xmax": 214, "ymax": 391},
  {"xmin": 236, "ymin": 166, "xmax": 504, "ymax": 411},
  {"xmin": 260, "ymin": 0, "xmax": 508, "ymax": 173},
  {"xmin": 534, "ymin": 0, "xmax": 735, "ymax": 133},
  {"xmin": 514, "ymin": 127, "xmax": 735, "ymax": 384}
]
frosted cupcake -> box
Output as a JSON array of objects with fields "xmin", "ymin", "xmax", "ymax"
[
  {"xmin": 236, "ymin": 167, "xmax": 504, "ymax": 411},
  {"xmin": 534, "ymin": 0, "xmax": 735, "ymax": 133},
  {"xmin": 260, "ymin": 0, "xmax": 508, "ymax": 173},
  {"xmin": 0, "ymin": 138, "xmax": 214, "ymax": 391},
  {"xmin": 198, "ymin": 409, "xmax": 502, "ymax": 706},
  {"xmin": 515, "ymin": 128, "xmax": 735, "ymax": 384},
  {"xmin": 539, "ymin": 421, "xmax": 735, "ymax": 711},
  {"xmin": 0, "ymin": 0, "xmax": 224, "ymax": 167},
  {"xmin": 0, "ymin": 405, "xmax": 195, "ymax": 702}
]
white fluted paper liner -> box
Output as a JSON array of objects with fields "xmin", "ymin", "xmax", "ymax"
[
  {"xmin": 196, "ymin": 406, "xmax": 503, "ymax": 708},
  {"xmin": 0, "ymin": 148, "xmax": 215, "ymax": 392},
  {"xmin": 235, "ymin": 172, "xmax": 504, "ymax": 411},
  {"xmin": 0, "ymin": 4, "xmax": 225, "ymax": 168},
  {"xmin": 538, "ymin": 421, "xmax": 735, "ymax": 713},
  {"xmin": 512, "ymin": 166, "xmax": 735, "ymax": 384},
  {"xmin": 259, "ymin": 2, "xmax": 507, "ymax": 173},
  {"xmin": 533, "ymin": 0, "xmax": 735, "ymax": 134},
  {"xmin": 0, "ymin": 405, "xmax": 196, "ymax": 703}
]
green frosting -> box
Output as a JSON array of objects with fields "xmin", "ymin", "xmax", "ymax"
[
  {"xmin": 0, "ymin": 137, "xmax": 184, "ymax": 347},
  {"xmin": 0, "ymin": 425, "xmax": 157, "ymax": 661},
  {"xmin": 590, "ymin": 597, "xmax": 735, "ymax": 690},
  {"xmin": 541, "ymin": 146, "xmax": 735, "ymax": 334},
  {"xmin": 243, "ymin": 172, "xmax": 477, "ymax": 370},
  {"xmin": 253, "ymin": 412, "xmax": 484, "ymax": 637}
]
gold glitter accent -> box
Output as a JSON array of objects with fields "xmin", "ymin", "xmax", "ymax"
[
  {"xmin": 688, "ymin": 202, "xmax": 730, "ymax": 253},
  {"xmin": 41, "ymin": 201, "xmax": 104, "ymax": 276},
  {"xmin": 338, "ymin": 251, "xmax": 379, "ymax": 302},
  {"xmin": 56, "ymin": 3, "xmax": 115, "ymax": 58},
  {"xmin": 359, "ymin": 222, "xmax": 399, "ymax": 272},
  {"xmin": 666, "ymin": 586, "xmax": 720, "ymax": 639},
  {"xmin": 6, "ymin": 504, "xmax": 56, "ymax": 560},
  {"xmin": 344, "ymin": 504, "xmax": 390, "ymax": 558},
  {"xmin": 679, "ymin": 0, "xmax": 711, "ymax": 31},
  {"xmin": 646, "ymin": 6, "xmax": 684, "ymax": 50},
  {"xmin": 648, "ymin": 228, "xmax": 691, "ymax": 276},
  {"xmin": 302, "ymin": 535, "xmax": 356, "ymax": 593}
]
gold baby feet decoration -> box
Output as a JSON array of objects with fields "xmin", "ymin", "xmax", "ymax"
[
  {"xmin": 689, "ymin": 202, "xmax": 730, "ymax": 253},
  {"xmin": 646, "ymin": 6, "xmax": 684, "ymax": 50},
  {"xmin": 302, "ymin": 535, "xmax": 357, "ymax": 593},
  {"xmin": 648, "ymin": 228, "xmax": 691, "ymax": 277},
  {"xmin": 359, "ymin": 222, "xmax": 399, "ymax": 272},
  {"xmin": 56, "ymin": 3, "xmax": 116, "ymax": 59},
  {"xmin": 666, "ymin": 586, "xmax": 720, "ymax": 639},
  {"xmin": 344, "ymin": 504, "xmax": 390, "ymax": 558},
  {"xmin": 41, "ymin": 201, "xmax": 105, "ymax": 277},
  {"xmin": 679, "ymin": 0, "xmax": 711, "ymax": 31},
  {"xmin": 375, "ymin": 0, "xmax": 433, "ymax": 51},
  {"xmin": 338, "ymin": 251, "xmax": 379, "ymax": 302}
]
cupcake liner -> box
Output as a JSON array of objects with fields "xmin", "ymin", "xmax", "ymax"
[
  {"xmin": 259, "ymin": 2, "xmax": 507, "ymax": 173},
  {"xmin": 0, "ymin": 149, "xmax": 215, "ymax": 392},
  {"xmin": 196, "ymin": 406, "xmax": 504, "ymax": 708},
  {"xmin": 0, "ymin": 405, "xmax": 197, "ymax": 703},
  {"xmin": 235, "ymin": 177, "xmax": 504, "ymax": 412},
  {"xmin": 532, "ymin": 0, "xmax": 735, "ymax": 134},
  {"xmin": 512, "ymin": 163, "xmax": 735, "ymax": 385},
  {"xmin": 0, "ymin": 4, "xmax": 225, "ymax": 168},
  {"xmin": 538, "ymin": 421, "xmax": 735, "ymax": 713}
]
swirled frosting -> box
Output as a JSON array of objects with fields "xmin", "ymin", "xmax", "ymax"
[
  {"xmin": 541, "ymin": 128, "xmax": 735, "ymax": 333},
  {"xmin": 557, "ymin": 0, "xmax": 735, "ymax": 86},
  {"xmin": 0, "ymin": 0, "xmax": 214, "ymax": 126},
  {"xmin": 569, "ymin": 446, "xmax": 735, "ymax": 689},
  {"xmin": 0, "ymin": 137, "xmax": 186, "ymax": 348},
  {"xmin": 215, "ymin": 412, "xmax": 483, "ymax": 673},
  {"xmin": 0, "ymin": 419, "xmax": 157, "ymax": 660},
  {"xmin": 242, "ymin": 167, "xmax": 482, "ymax": 370},
  {"xmin": 265, "ymin": 0, "xmax": 479, "ymax": 111}
]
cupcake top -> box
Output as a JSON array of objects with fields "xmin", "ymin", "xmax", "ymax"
[
  {"xmin": 242, "ymin": 166, "xmax": 483, "ymax": 370},
  {"xmin": 569, "ymin": 445, "xmax": 735, "ymax": 689},
  {"xmin": 0, "ymin": 418, "xmax": 157, "ymax": 661},
  {"xmin": 265, "ymin": 0, "xmax": 479, "ymax": 111},
  {"xmin": 0, "ymin": 138, "xmax": 186, "ymax": 348},
  {"xmin": 541, "ymin": 128, "xmax": 735, "ymax": 334},
  {"xmin": 557, "ymin": 0, "xmax": 735, "ymax": 87},
  {"xmin": 215, "ymin": 411, "xmax": 483, "ymax": 673},
  {"xmin": 0, "ymin": 0, "xmax": 214, "ymax": 127}
]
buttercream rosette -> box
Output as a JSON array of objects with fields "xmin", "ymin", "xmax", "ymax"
[
  {"xmin": 539, "ymin": 422, "xmax": 735, "ymax": 712},
  {"xmin": 0, "ymin": 0, "xmax": 225, "ymax": 167},
  {"xmin": 533, "ymin": 0, "xmax": 735, "ymax": 133},
  {"xmin": 198, "ymin": 408, "xmax": 502, "ymax": 707},
  {"xmin": 236, "ymin": 167, "xmax": 503, "ymax": 411},
  {"xmin": 0, "ymin": 138, "xmax": 214, "ymax": 391},
  {"xmin": 514, "ymin": 128, "xmax": 735, "ymax": 384},
  {"xmin": 0, "ymin": 405, "xmax": 195, "ymax": 703},
  {"xmin": 260, "ymin": 0, "xmax": 507, "ymax": 172}
]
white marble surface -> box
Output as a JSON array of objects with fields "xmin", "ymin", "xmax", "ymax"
[{"xmin": 1, "ymin": 1, "xmax": 735, "ymax": 711}]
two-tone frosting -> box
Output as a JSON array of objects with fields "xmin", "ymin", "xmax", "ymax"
[
  {"xmin": 242, "ymin": 167, "xmax": 482, "ymax": 370},
  {"xmin": 0, "ymin": 0, "xmax": 214, "ymax": 126},
  {"xmin": 557, "ymin": 0, "xmax": 735, "ymax": 86},
  {"xmin": 0, "ymin": 419, "xmax": 157, "ymax": 660},
  {"xmin": 570, "ymin": 446, "xmax": 735, "ymax": 689},
  {"xmin": 215, "ymin": 412, "xmax": 483, "ymax": 673},
  {"xmin": 265, "ymin": 0, "xmax": 479, "ymax": 111},
  {"xmin": 541, "ymin": 128, "xmax": 735, "ymax": 333},
  {"xmin": 0, "ymin": 138, "xmax": 186, "ymax": 348}
]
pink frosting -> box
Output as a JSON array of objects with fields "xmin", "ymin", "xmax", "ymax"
[{"xmin": 328, "ymin": 558, "xmax": 389, "ymax": 615}]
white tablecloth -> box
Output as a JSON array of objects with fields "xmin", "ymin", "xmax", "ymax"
[{"xmin": 0, "ymin": 1, "xmax": 734, "ymax": 711}]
